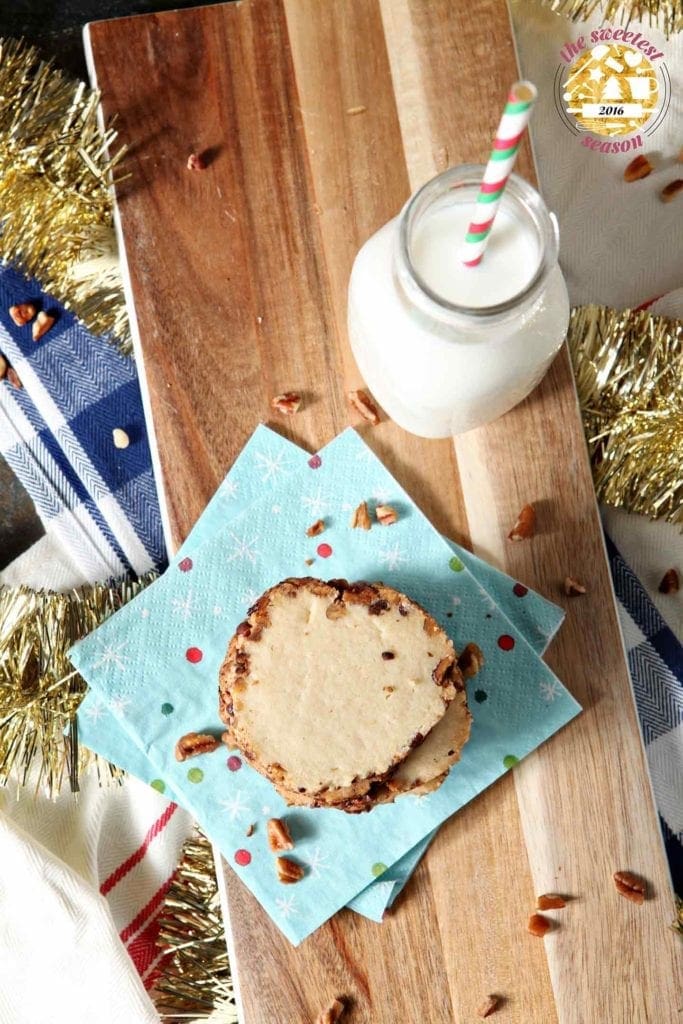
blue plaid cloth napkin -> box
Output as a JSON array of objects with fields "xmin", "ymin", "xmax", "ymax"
[{"xmin": 0, "ymin": 266, "xmax": 165, "ymax": 583}]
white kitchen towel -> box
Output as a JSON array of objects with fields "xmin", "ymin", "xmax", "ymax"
[{"xmin": 0, "ymin": 812, "xmax": 160, "ymax": 1024}]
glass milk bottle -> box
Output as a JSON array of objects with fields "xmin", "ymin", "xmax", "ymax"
[{"xmin": 348, "ymin": 166, "xmax": 569, "ymax": 438}]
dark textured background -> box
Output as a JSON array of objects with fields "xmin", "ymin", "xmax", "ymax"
[
  {"xmin": 0, "ymin": 1, "xmax": 216, "ymax": 571},
  {"xmin": 2, "ymin": 1, "xmax": 218, "ymax": 80}
]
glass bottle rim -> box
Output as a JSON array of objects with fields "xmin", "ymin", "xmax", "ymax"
[{"xmin": 397, "ymin": 165, "xmax": 558, "ymax": 320}]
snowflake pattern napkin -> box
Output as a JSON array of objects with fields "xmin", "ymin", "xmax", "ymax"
[
  {"xmin": 72, "ymin": 427, "xmax": 580, "ymax": 943},
  {"xmin": 76, "ymin": 426, "xmax": 563, "ymax": 921}
]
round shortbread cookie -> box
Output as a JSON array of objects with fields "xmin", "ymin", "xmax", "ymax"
[
  {"xmin": 375, "ymin": 689, "xmax": 472, "ymax": 803},
  {"xmin": 219, "ymin": 578, "xmax": 458, "ymax": 806}
]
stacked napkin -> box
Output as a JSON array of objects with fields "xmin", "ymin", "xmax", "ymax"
[{"xmin": 73, "ymin": 425, "xmax": 580, "ymax": 943}]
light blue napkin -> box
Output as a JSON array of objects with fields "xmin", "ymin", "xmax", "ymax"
[
  {"xmin": 73, "ymin": 427, "xmax": 579, "ymax": 943},
  {"xmin": 78, "ymin": 426, "xmax": 564, "ymax": 921}
]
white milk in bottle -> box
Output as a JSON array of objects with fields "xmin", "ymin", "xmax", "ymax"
[{"xmin": 348, "ymin": 167, "xmax": 570, "ymax": 438}]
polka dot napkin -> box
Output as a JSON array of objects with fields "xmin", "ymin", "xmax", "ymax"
[{"xmin": 72, "ymin": 426, "xmax": 579, "ymax": 944}]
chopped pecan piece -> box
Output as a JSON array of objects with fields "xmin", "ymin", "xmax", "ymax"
[
  {"xmin": 315, "ymin": 997, "xmax": 346, "ymax": 1023},
  {"xmin": 659, "ymin": 568, "xmax": 679, "ymax": 594},
  {"xmin": 245, "ymin": 823, "xmax": 255, "ymax": 837},
  {"xmin": 432, "ymin": 656, "xmax": 454, "ymax": 686},
  {"xmin": 381, "ymin": 651, "xmax": 395, "ymax": 660},
  {"xmin": 175, "ymin": 732, "xmax": 221, "ymax": 761},
  {"xmin": 623, "ymin": 154, "xmax": 653, "ymax": 181},
  {"xmin": 304, "ymin": 557, "xmax": 315, "ymax": 566},
  {"xmin": 276, "ymin": 856, "xmax": 304, "ymax": 883},
  {"xmin": 6, "ymin": 367, "xmax": 22, "ymax": 389},
  {"xmin": 458, "ymin": 642, "xmax": 484, "ymax": 679},
  {"xmin": 661, "ymin": 179, "xmax": 683, "ymax": 202},
  {"xmin": 112, "ymin": 428, "xmax": 130, "ymax": 449},
  {"xmin": 267, "ymin": 817, "xmax": 294, "ymax": 852},
  {"xmin": 325, "ymin": 600, "xmax": 346, "ymax": 620},
  {"xmin": 527, "ymin": 913, "xmax": 552, "ymax": 937},
  {"xmin": 306, "ymin": 518, "xmax": 325, "ymax": 537},
  {"xmin": 187, "ymin": 151, "xmax": 207, "ymax": 171},
  {"xmin": 347, "ymin": 388, "xmax": 380, "ymax": 425},
  {"xmin": 564, "ymin": 576, "xmax": 586, "ymax": 596},
  {"xmin": 375, "ymin": 504, "xmax": 397, "ymax": 526},
  {"xmin": 350, "ymin": 501, "xmax": 371, "ymax": 530},
  {"xmin": 9, "ymin": 302, "xmax": 37, "ymax": 326},
  {"xmin": 537, "ymin": 893, "xmax": 567, "ymax": 910},
  {"xmin": 271, "ymin": 391, "xmax": 302, "ymax": 415},
  {"xmin": 613, "ymin": 870, "xmax": 646, "ymax": 904},
  {"xmin": 32, "ymin": 310, "xmax": 55, "ymax": 341},
  {"xmin": 0, "ymin": 354, "xmax": 6, "ymax": 379},
  {"xmin": 476, "ymin": 994, "xmax": 500, "ymax": 1018},
  {"xmin": 508, "ymin": 503, "xmax": 535, "ymax": 541}
]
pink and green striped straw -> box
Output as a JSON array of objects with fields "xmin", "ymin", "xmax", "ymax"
[{"xmin": 461, "ymin": 81, "xmax": 538, "ymax": 267}]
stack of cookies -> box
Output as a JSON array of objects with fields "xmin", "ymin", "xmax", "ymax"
[{"xmin": 219, "ymin": 578, "xmax": 472, "ymax": 813}]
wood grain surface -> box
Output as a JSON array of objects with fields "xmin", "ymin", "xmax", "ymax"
[{"xmin": 86, "ymin": 2, "xmax": 682, "ymax": 1021}]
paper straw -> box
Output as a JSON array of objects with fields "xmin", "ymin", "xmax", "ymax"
[{"xmin": 461, "ymin": 81, "xmax": 538, "ymax": 267}]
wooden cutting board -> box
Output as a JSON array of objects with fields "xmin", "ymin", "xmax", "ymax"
[{"xmin": 85, "ymin": 2, "xmax": 682, "ymax": 1021}]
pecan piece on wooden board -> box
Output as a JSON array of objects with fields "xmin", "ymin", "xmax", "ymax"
[
  {"xmin": 508, "ymin": 503, "xmax": 535, "ymax": 541},
  {"xmin": 174, "ymin": 731, "xmax": 221, "ymax": 761},
  {"xmin": 563, "ymin": 576, "xmax": 586, "ymax": 596},
  {"xmin": 276, "ymin": 856, "xmax": 305, "ymax": 883},
  {"xmin": 271, "ymin": 391, "xmax": 302, "ymax": 415},
  {"xmin": 527, "ymin": 912, "xmax": 552, "ymax": 937},
  {"xmin": 536, "ymin": 893, "xmax": 567, "ymax": 910},
  {"xmin": 476, "ymin": 994, "xmax": 500, "ymax": 1018},
  {"xmin": 187, "ymin": 151, "xmax": 207, "ymax": 170},
  {"xmin": 267, "ymin": 817, "xmax": 294, "ymax": 852},
  {"xmin": 613, "ymin": 870, "xmax": 647, "ymax": 904},
  {"xmin": 315, "ymin": 997, "xmax": 346, "ymax": 1023},
  {"xmin": 347, "ymin": 388, "xmax": 380, "ymax": 425}
]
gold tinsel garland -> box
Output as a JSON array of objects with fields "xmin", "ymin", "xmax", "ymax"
[
  {"xmin": 0, "ymin": 575, "xmax": 155, "ymax": 794},
  {"xmin": 153, "ymin": 830, "xmax": 237, "ymax": 1023},
  {"xmin": 568, "ymin": 305, "xmax": 683, "ymax": 524},
  {"xmin": 539, "ymin": 0, "xmax": 683, "ymax": 35},
  {"xmin": 0, "ymin": 39, "xmax": 130, "ymax": 349}
]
